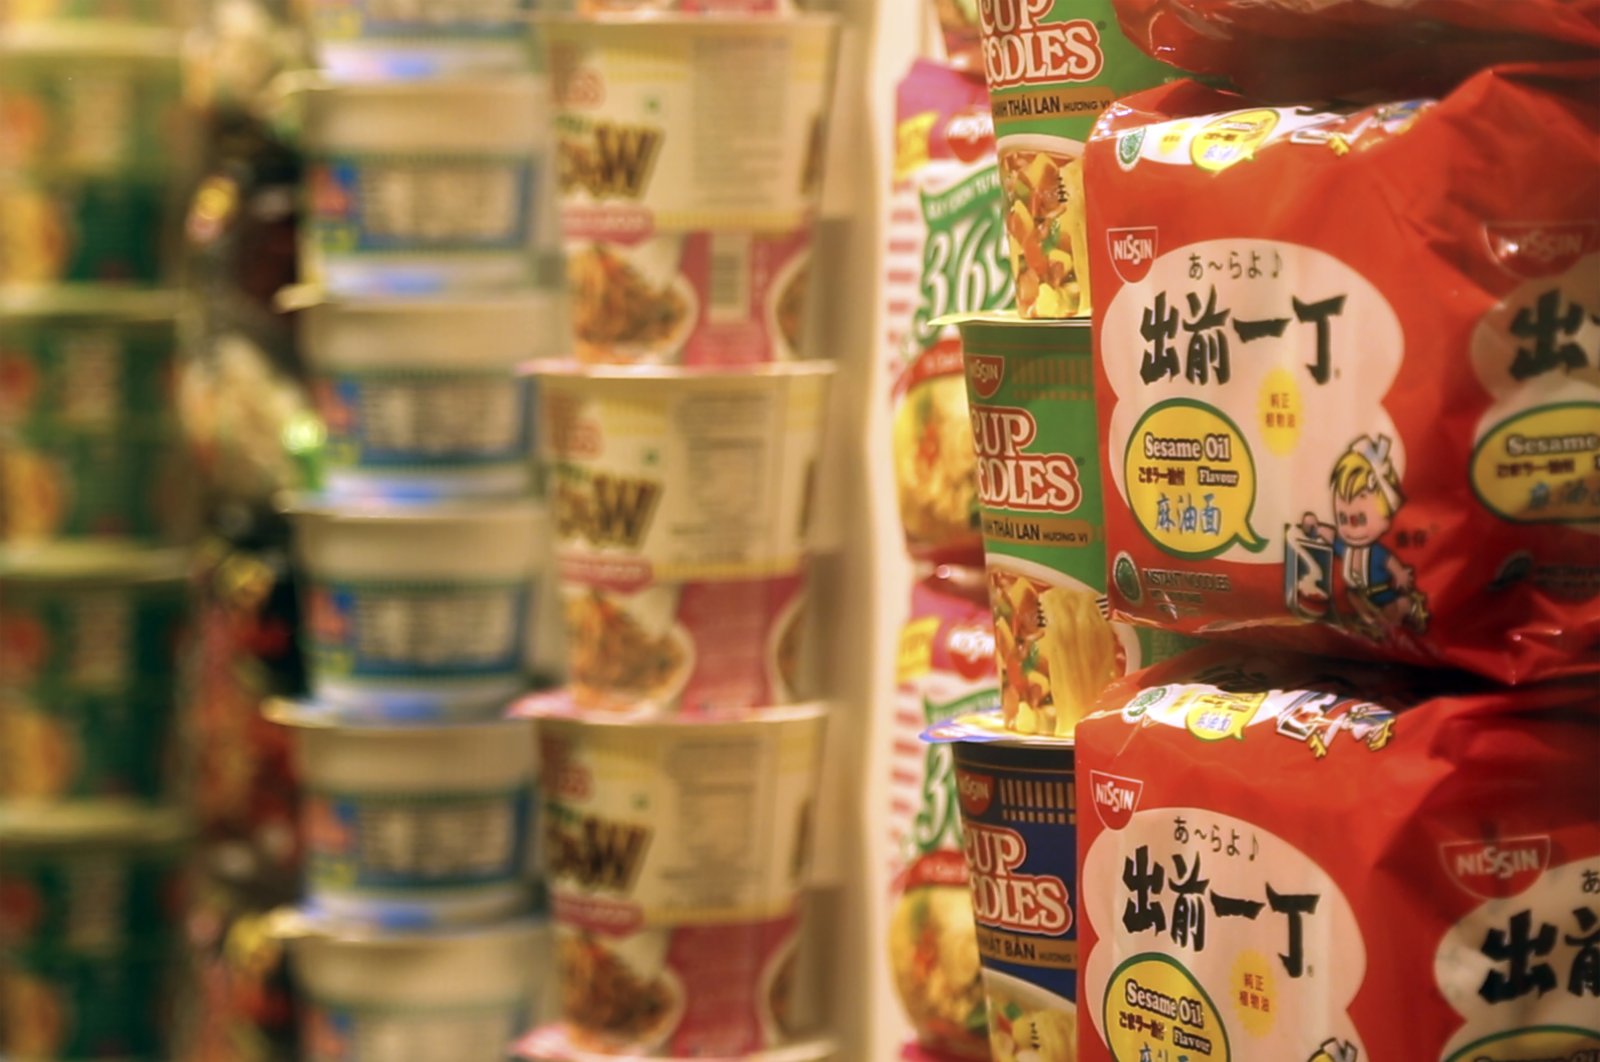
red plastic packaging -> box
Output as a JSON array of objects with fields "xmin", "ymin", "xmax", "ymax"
[
  {"xmin": 1086, "ymin": 62, "xmax": 1600, "ymax": 685},
  {"xmin": 1074, "ymin": 645, "xmax": 1600, "ymax": 1061}
]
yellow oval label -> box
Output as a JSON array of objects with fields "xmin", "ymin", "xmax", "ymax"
[
  {"xmin": 1124, "ymin": 399, "xmax": 1267, "ymax": 558},
  {"xmin": 1104, "ymin": 954, "xmax": 1229, "ymax": 1062},
  {"xmin": 1191, "ymin": 110, "xmax": 1281, "ymax": 174},
  {"xmin": 1444, "ymin": 1026, "xmax": 1600, "ymax": 1062},
  {"xmin": 1470, "ymin": 402, "xmax": 1600, "ymax": 524}
]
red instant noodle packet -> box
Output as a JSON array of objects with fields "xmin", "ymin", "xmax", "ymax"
[
  {"xmin": 1085, "ymin": 61, "xmax": 1600, "ymax": 684},
  {"xmin": 1113, "ymin": 0, "xmax": 1600, "ymax": 99},
  {"xmin": 1074, "ymin": 644, "xmax": 1600, "ymax": 1061}
]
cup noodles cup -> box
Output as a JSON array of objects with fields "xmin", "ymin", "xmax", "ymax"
[
  {"xmin": 0, "ymin": 421, "xmax": 199, "ymax": 548},
  {"xmin": 0, "ymin": 289, "xmax": 184, "ymax": 433},
  {"xmin": 295, "ymin": 77, "xmax": 547, "ymax": 296},
  {"xmin": 954, "ymin": 315, "xmax": 1193, "ymax": 739},
  {"xmin": 923, "ymin": 715, "xmax": 1079, "ymax": 1062},
  {"xmin": 304, "ymin": 0, "xmax": 535, "ymax": 81},
  {"xmin": 1074, "ymin": 645, "xmax": 1600, "ymax": 1062},
  {"xmin": 0, "ymin": 44, "xmax": 185, "ymax": 177},
  {"xmin": 971, "ymin": 0, "xmax": 1172, "ymax": 318},
  {"xmin": 565, "ymin": 225, "xmax": 812, "ymax": 366},
  {"xmin": 297, "ymin": 291, "xmax": 551, "ymax": 501},
  {"xmin": 288, "ymin": 498, "xmax": 546, "ymax": 718},
  {"xmin": 543, "ymin": 15, "xmax": 838, "ymax": 233},
  {"xmin": 559, "ymin": 566, "xmax": 810, "ymax": 716},
  {"xmin": 539, "ymin": 706, "xmax": 825, "ymax": 1055},
  {"xmin": 0, "ymin": 804, "xmax": 193, "ymax": 954},
  {"xmin": 0, "ymin": 172, "xmax": 176, "ymax": 287},
  {"xmin": 886, "ymin": 565, "xmax": 998, "ymax": 1060},
  {"xmin": 270, "ymin": 701, "xmax": 539, "ymax": 928},
  {"xmin": 278, "ymin": 909, "xmax": 551, "ymax": 1061},
  {"xmin": 0, "ymin": 543, "xmax": 189, "ymax": 803}
]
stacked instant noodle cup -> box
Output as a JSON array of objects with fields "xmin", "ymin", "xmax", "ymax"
[
  {"xmin": 514, "ymin": 3, "xmax": 841, "ymax": 1058},
  {"xmin": 917, "ymin": 2, "xmax": 1600, "ymax": 1062},
  {"xmin": 267, "ymin": 2, "xmax": 562, "ymax": 1056},
  {"xmin": 0, "ymin": 1, "xmax": 202, "ymax": 1057}
]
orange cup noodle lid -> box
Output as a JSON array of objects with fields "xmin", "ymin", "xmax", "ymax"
[
  {"xmin": 515, "ymin": 1025, "xmax": 838, "ymax": 1062},
  {"xmin": 922, "ymin": 707, "xmax": 1075, "ymax": 749},
  {"xmin": 509, "ymin": 687, "xmax": 829, "ymax": 727}
]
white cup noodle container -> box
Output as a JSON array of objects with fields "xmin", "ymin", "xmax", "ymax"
[
  {"xmin": 278, "ymin": 910, "xmax": 551, "ymax": 1061},
  {"xmin": 270, "ymin": 702, "xmax": 539, "ymax": 928},
  {"xmin": 542, "ymin": 15, "xmax": 839, "ymax": 233},
  {"xmin": 559, "ymin": 564, "xmax": 810, "ymax": 717},
  {"xmin": 539, "ymin": 706, "xmax": 825, "ymax": 1055},
  {"xmin": 296, "ymin": 76, "xmax": 548, "ymax": 296},
  {"xmin": 305, "ymin": 0, "xmax": 535, "ymax": 82},
  {"xmin": 287, "ymin": 499, "xmax": 547, "ymax": 718},
  {"xmin": 298, "ymin": 291, "xmax": 553, "ymax": 501},
  {"xmin": 537, "ymin": 362, "xmax": 832, "ymax": 577},
  {"xmin": 563, "ymin": 225, "xmax": 813, "ymax": 366}
]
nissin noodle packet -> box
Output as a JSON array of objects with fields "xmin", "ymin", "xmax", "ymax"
[
  {"xmin": 1112, "ymin": 0, "xmax": 1600, "ymax": 100},
  {"xmin": 1074, "ymin": 645, "xmax": 1600, "ymax": 1062},
  {"xmin": 1085, "ymin": 62, "xmax": 1600, "ymax": 685},
  {"xmin": 888, "ymin": 61, "xmax": 1012, "ymax": 566}
]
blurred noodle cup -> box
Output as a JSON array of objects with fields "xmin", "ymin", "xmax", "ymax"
[
  {"xmin": 922, "ymin": 717, "xmax": 1078, "ymax": 1062},
  {"xmin": 297, "ymin": 291, "xmax": 553, "ymax": 501},
  {"xmin": 0, "ymin": 289, "xmax": 185, "ymax": 432},
  {"xmin": 0, "ymin": 424, "xmax": 198, "ymax": 548},
  {"xmin": 278, "ymin": 910, "xmax": 550, "ymax": 1061},
  {"xmin": 543, "ymin": 15, "xmax": 838, "ymax": 233},
  {"xmin": 287, "ymin": 499, "xmax": 547, "ymax": 719},
  {"xmin": 565, "ymin": 226, "xmax": 812, "ymax": 366},
  {"xmin": 304, "ymin": 0, "xmax": 535, "ymax": 81},
  {"xmin": 0, "ymin": 543, "xmax": 190, "ymax": 804},
  {"xmin": 537, "ymin": 362, "xmax": 831, "ymax": 578},
  {"xmin": 269, "ymin": 702, "xmax": 539, "ymax": 928},
  {"xmin": 971, "ymin": 0, "xmax": 1173, "ymax": 318},
  {"xmin": 0, "ymin": 804, "xmax": 193, "ymax": 954},
  {"xmin": 559, "ymin": 565, "xmax": 809, "ymax": 716},
  {"xmin": 953, "ymin": 315, "xmax": 1193, "ymax": 738},
  {"xmin": 539, "ymin": 706, "xmax": 825, "ymax": 1055},
  {"xmin": 295, "ymin": 77, "xmax": 547, "ymax": 295},
  {"xmin": 0, "ymin": 173, "xmax": 176, "ymax": 287}
]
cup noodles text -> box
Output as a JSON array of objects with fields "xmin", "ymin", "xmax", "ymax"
[
  {"xmin": 1086, "ymin": 63, "xmax": 1600, "ymax": 684},
  {"xmin": 1074, "ymin": 645, "xmax": 1600, "ymax": 1061}
]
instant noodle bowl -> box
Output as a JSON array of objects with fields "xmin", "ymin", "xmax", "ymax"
[
  {"xmin": 277, "ymin": 909, "xmax": 550, "ymax": 1061},
  {"xmin": 0, "ymin": 42, "xmax": 184, "ymax": 177},
  {"xmin": 297, "ymin": 291, "xmax": 551, "ymax": 500},
  {"xmin": 0, "ymin": 289, "xmax": 184, "ymax": 433},
  {"xmin": 886, "ymin": 565, "xmax": 998, "ymax": 1059},
  {"xmin": 969, "ymin": 0, "xmax": 1171, "ymax": 318},
  {"xmin": 1074, "ymin": 645, "xmax": 1600, "ymax": 1062},
  {"xmin": 538, "ymin": 706, "xmax": 825, "ymax": 1056},
  {"xmin": 269, "ymin": 701, "xmax": 538, "ymax": 928},
  {"xmin": 565, "ymin": 226, "xmax": 812, "ymax": 366},
  {"xmin": 0, "ymin": 805, "xmax": 192, "ymax": 954},
  {"xmin": 287, "ymin": 498, "xmax": 546, "ymax": 718},
  {"xmin": 537, "ymin": 362, "xmax": 830, "ymax": 714},
  {"xmin": 543, "ymin": 15, "xmax": 837, "ymax": 234},
  {"xmin": 887, "ymin": 62, "xmax": 1011, "ymax": 566},
  {"xmin": 923, "ymin": 716, "xmax": 1079, "ymax": 1062},
  {"xmin": 1086, "ymin": 65, "xmax": 1600, "ymax": 684},
  {"xmin": 295, "ymin": 76, "xmax": 547, "ymax": 295},
  {"xmin": 304, "ymin": 0, "xmax": 535, "ymax": 81},
  {"xmin": 0, "ymin": 543, "xmax": 189, "ymax": 803},
  {"xmin": 0, "ymin": 423, "xmax": 198, "ymax": 547},
  {"xmin": 954, "ymin": 315, "xmax": 1192, "ymax": 739},
  {"xmin": 0, "ymin": 171, "xmax": 176, "ymax": 286}
]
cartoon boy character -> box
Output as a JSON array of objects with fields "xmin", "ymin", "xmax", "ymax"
[{"xmin": 1299, "ymin": 434, "xmax": 1428, "ymax": 635}]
